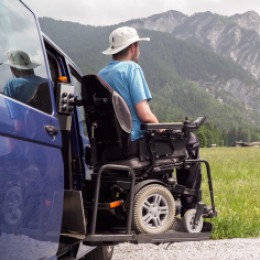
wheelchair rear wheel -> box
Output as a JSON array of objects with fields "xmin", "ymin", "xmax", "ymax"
[{"xmin": 133, "ymin": 184, "xmax": 176, "ymax": 234}]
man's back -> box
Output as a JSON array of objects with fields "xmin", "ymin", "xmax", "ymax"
[
  {"xmin": 99, "ymin": 60, "xmax": 152, "ymax": 141},
  {"xmin": 3, "ymin": 75, "xmax": 47, "ymax": 103}
]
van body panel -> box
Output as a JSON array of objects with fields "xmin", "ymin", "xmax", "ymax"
[{"xmin": 0, "ymin": 1, "xmax": 64, "ymax": 259}]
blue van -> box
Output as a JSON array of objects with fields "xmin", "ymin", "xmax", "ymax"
[{"xmin": 0, "ymin": 1, "xmax": 112, "ymax": 259}]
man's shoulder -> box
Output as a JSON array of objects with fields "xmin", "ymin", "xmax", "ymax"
[
  {"xmin": 118, "ymin": 61, "xmax": 143, "ymax": 76},
  {"xmin": 4, "ymin": 77, "xmax": 23, "ymax": 87},
  {"xmin": 123, "ymin": 61, "xmax": 141, "ymax": 69},
  {"xmin": 112, "ymin": 60, "xmax": 141, "ymax": 69}
]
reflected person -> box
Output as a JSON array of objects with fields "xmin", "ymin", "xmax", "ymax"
[{"xmin": 2, "ymin": 49, "xmax": 47, "ymax": 103}]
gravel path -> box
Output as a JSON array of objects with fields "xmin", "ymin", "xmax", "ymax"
[{"xmin": 112, "ymin": 238, "xmax": 260, "ymax": 260}]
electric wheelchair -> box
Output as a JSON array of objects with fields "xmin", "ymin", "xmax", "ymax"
[{"xmin": 79, "ymin": 74, "xmax": 217, "ymax": 238}]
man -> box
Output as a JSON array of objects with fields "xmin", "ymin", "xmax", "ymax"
[
  {"xmin": 99, "ymin": 26, "xmax": 159, "ymax": 141},
  {"xmin": 3, "ymin": 49, "xmax": 47, "ymax": 103}
]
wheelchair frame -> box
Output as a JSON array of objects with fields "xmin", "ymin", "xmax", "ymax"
[
  {"xmin": 84, "ymin": 159, "xmax": 216, "ymax": 244},
  {"xmin": 78, "ymin": 74, "xmax": 217, "ymax": 244}
]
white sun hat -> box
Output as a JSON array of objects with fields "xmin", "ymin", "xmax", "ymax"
[
  {"xmin": 3, "ymin": 49, "xmax": 40, "ymax": 70},
  {"xmin": 102, "ymin": 26, "xmax": 150, "ymax": 55}
]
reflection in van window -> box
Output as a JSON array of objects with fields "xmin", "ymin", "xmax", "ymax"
[
  {"xmin": 72, "ymin": 73, "xmax": 88, "ymax": 138},
  {"xmin": 0, "ymin": 0, "xmax": 52, "ymax": 113}
]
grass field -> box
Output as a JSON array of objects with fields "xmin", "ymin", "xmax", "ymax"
[{"xmin": 200, "ymin": 147, "xmax": 260, "ymax": 239}]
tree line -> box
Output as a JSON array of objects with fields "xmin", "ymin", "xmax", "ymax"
[{"xmin": 196, "ymin": 123, "xmax": 260, "ymax": 147}]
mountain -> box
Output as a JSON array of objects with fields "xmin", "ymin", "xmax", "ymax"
[
  {"xmin": 131, "ymin": 10, "xmax": 260, "ymax": 81},
  {"xmin": 130, "ymin": 10, "xmax": 260, "ymax": 117},
  {"xmin": 39, "ymin": 13, "xmax": 260, "ymax": 130}
]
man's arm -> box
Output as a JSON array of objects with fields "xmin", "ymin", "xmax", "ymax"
[{"xmin": 135, "ymin": 99, "xmax": 159, "ymax": 123}]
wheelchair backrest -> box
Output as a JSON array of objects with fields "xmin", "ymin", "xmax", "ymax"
[{"xmin": 81, "ymin": 74, "xmax": 132, "ymax": 162}]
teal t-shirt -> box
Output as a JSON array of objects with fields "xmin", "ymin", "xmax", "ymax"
[
  {"xmin": 99, "ymin": 60, "xmax": 152, "ymax": 141},
  {"xmin": 3, "ymin": 75, "xmax": 47, "ymax": 103}
]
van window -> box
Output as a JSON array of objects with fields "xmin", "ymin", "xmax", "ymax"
[
  {"xmin": 0, "ymin": 0, "xmax": 52, "ymax": 113},
  {"xmin": 46, "ymin": 48, "xmax": 69, "ymax": 87},
  {"xmin": 71, "ymin": 73, "xmax": 88, "ymax": 137}
]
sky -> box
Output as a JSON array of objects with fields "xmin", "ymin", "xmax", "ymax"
[{"xmin": 23, "ymin": 0, "xmax": 260, "ymax": 26}]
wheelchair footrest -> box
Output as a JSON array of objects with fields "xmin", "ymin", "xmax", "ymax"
[
  {"xmin": 171, "ymin": 184, "xmax": 202, "ymax": 198},
  {"xmin": 203, "ymin": 206, "xmax": 218, "ymax": 218}
]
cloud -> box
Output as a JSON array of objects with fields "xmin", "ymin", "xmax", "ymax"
[{"xmin": 23, "ymin": 0, "xmax": 260, "ymax": 26}]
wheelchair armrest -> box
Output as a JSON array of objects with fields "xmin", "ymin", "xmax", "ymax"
[
  {"xmin": 141, "ymin": 117, "xmax": 206, "ymax": 132},
  {"xmin": 141, "ymin": 122, "xmax": 184, "ymax": 131}
]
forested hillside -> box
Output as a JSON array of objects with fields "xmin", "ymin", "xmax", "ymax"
[{"xmin": 40, "ymin": 16, "xmax": 260, "ymax": 146}]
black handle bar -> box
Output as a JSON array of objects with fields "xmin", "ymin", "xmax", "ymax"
[{"xmin": 183, "ymin": 116, "xmax": 206, "ymax": 131}]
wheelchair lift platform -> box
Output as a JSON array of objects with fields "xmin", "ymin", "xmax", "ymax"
[
  {"xmin": 61, "ymin": 226, "xmax": 212, "ymax": 246},
  {"xmin": 83, "ymin": 217, "xmax": 213, "ymax": 245},
  {"xmin": 83, "ymin": 230, "xmax": 212, "ymax": 245}
]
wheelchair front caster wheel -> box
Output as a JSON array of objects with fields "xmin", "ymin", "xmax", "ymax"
[
  {"xmin": 182, "ymin": 209, "xmax": 203, "ymax": 233},
  {"xmin": 133, "ymin": 184, "xmax": 176, "ymax": 234}
]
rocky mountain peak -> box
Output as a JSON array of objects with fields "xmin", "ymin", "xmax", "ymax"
[
  {"xmin": 131, "ymin": 10, "xmax": 187, "ymax": 33},
  {"xmin": 231, "ymin": 11, "xmax": 260, "ymax": 35}
]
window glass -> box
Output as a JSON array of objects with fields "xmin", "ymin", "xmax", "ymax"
[
  {"xmin": 71, "ymin": 73, "xmax": 88, "ymax": 138},
  {"xmin": 71, "ymin": 72, "xmax": 93, "ymax": 178},
  {"xmin": 0, "ymin": 0, "xmax": 52, "ymax": 113},
  {"xmin": 46, "ymin": 49, "xmax": 68, "ymax": 86}
]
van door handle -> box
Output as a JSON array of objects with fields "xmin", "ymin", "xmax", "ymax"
[{"xmin": 45, "ymin": 125, "xmax": 59, "ymax": 136}]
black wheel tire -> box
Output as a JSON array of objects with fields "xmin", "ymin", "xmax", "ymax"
[
  {"xmin": 133, "ymin": 184, "xmax": 176, "ymax": 234},
  {"xmin": 182, "ymin": 209, "xmax": 203, "ymax": 233},
  {"xmin": 83, "ymin": 246, "xmax": 114, "ymax": 260},
  {"xmin": 3, "ymin": 186, "xmax": 23, "ymax": 226}
]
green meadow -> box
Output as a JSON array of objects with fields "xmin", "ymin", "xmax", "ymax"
[{"xmin": 200, "ymin": 147, "xmax": 260, "ymax": 239}]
